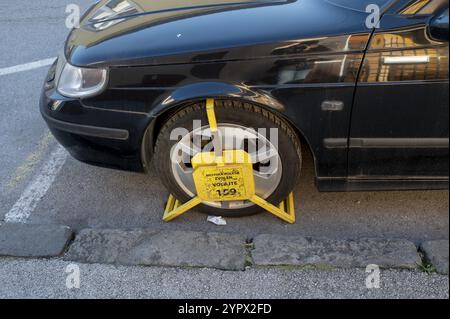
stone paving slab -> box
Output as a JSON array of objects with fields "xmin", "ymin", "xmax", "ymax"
[
  {"xmin": 0, "ymin": 223, "xmax": 72, "ymax": 257},
  {"xmin": 65, "ymin": 229, "xmax": 248, "ymax": 270},
  {"xmin": 420, "ymin": 240, "xmax": 449, "ymax": 275},
  {"xmin": 252, "ymin": 234, "xmax": 421, "ymax": 269}
]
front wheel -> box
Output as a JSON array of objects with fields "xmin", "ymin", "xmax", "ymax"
[{"xmin": 153, "ymin": 100, "xmax": 302, "ymax": 217}]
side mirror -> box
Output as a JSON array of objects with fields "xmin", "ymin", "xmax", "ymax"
[{"xmin": 429, "ymin": 8, "xmax": 449, "ymax": 42}]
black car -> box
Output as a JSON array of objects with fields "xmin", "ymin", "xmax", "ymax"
[{"xmin": 41, "ymin": 0, "xmax": 449, "ymax": 216}]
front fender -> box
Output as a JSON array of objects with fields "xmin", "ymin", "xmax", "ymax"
[
  {"xmin": 149, "ymin": 82, "xmax": 285, "ymax": 117},
  {"xmin": 142, "ymin": 81, "xmax": 293, "ymax": 171}
]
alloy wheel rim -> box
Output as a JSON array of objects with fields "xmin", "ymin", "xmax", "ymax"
[{"xmin": 170, "ymin": 123, "xmax": 282, "ymax": 209}]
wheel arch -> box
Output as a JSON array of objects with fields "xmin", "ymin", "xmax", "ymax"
[{"xmin": 141, "ymin": 81, "xmax": 316, "ymax": 175}]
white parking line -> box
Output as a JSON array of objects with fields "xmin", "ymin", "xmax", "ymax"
[
  {"xmin": 2, "ymin": 57, "xmax": 65, "ymax": 223},
  {"xmin": 0, "ymin": 58, "xmax": 56, "ymax": 76},
  {"xmin": 5, "ymin": 146, "xmax": 68, "ymax": 223}
]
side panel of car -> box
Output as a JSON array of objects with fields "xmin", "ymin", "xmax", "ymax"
[
  {"xmin": 349, "ymin": 11, "xmax": 449, "ymax": 187},
  {"xmin": 41, "ymin": 0, "xmax": 450, "ymax": 192},
  {"xmin": 82, "ymin": 34, "xmax": 369, "ymax": 181}
]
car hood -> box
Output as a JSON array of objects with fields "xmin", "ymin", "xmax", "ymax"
[{"xmin": 66, "ymin": 0, "xmax": 373, "ymax": 67}]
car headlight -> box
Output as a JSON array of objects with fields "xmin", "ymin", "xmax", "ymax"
[{"xmin": 57, "ymin": 62, "xmax": 108, "ymax": 98}]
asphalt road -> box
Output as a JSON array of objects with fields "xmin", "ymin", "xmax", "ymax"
[
  {"xmin": 0, "ymin": 0, "xmax": 448, "ymax": 299},
  {"xmin": 0, "ymin": 258, "xmax": 448, "ymax": 299},
  {"xmin": 0, "ymin": 0, "xmax": 448, "ymax": 241}
]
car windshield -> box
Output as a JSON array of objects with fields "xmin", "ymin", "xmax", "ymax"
[{"xmin": 326, "ymin": 0, "xmax": 394, "ymax": 12}]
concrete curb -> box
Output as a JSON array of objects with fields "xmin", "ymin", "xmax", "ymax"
[
  {"xmin": 0, "ymin": 224, "xmax": 448, "ymax": 274},
  {"xmin": 420, "ymin": 240, "xmax": 449, "ymax": 275},
  {"xmin": 64, "ymin": 229, "xmax": 249, "ymax": 271},
  {"xmin": 0, "ymin": 223, "xmax": 73, "ymax": 257},
  {"xmin": 251, "ymin": 234, "xmax": 421, "ymax": 269}
]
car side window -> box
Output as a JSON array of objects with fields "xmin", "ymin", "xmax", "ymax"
[{"xmin": 400, "ymin": 0, "xmax": 448, "ymax": 15}]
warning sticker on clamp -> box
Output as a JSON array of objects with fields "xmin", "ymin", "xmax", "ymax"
[{"xmin": 194, "ymin": 166, "xmax": 248, "ymax": 201}]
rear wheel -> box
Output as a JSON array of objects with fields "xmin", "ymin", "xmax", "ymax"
[{"xmin": 153, "ymin": 100, "xmax": 302, "ymax": 217}]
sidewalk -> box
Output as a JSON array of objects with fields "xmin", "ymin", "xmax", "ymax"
[{"xmin": 0, "ymin": 258, "xmax": 448, "ymax": 299}]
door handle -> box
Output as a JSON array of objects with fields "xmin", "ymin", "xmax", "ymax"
[{"xmin": 382, "ymin": 56, "xmax": 430, "ymax": 65}]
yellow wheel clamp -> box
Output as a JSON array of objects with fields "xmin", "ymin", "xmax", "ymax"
[{"xmin": 163, "ymin": 98, "xmax": 296, "ymax": 224}]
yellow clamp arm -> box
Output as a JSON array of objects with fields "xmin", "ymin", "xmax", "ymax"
[
  {"xmin": 163, "ymin": 195, "xmax": 202, "ymax": 222},
  {"xmin": 206, "ymin": 98, "xmax": 218, "ymax": 132},
  {"xmin": 250, "ymin": 193, "xmax": 296, "ymax": 224}
]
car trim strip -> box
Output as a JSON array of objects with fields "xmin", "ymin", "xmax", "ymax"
[
  {"xmin": 323, "ymin": 138, "xmax": 348, "ymax": 148},
  {"xmin": 349, "ymin": 138, "xmax": 449, "ymax": 148},
  {"xmin": 41, "ymin": 111, "xmax": 129, "ymax": 141}
]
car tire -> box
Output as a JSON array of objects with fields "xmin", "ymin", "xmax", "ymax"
[{"xmin": 153, "ymin": 100, "xmax": 302, "ymax": 217}]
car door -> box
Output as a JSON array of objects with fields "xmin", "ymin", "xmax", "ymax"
[{"xmin": 348, "ymin": 0, "xmax": 449, "ymax": 186}]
